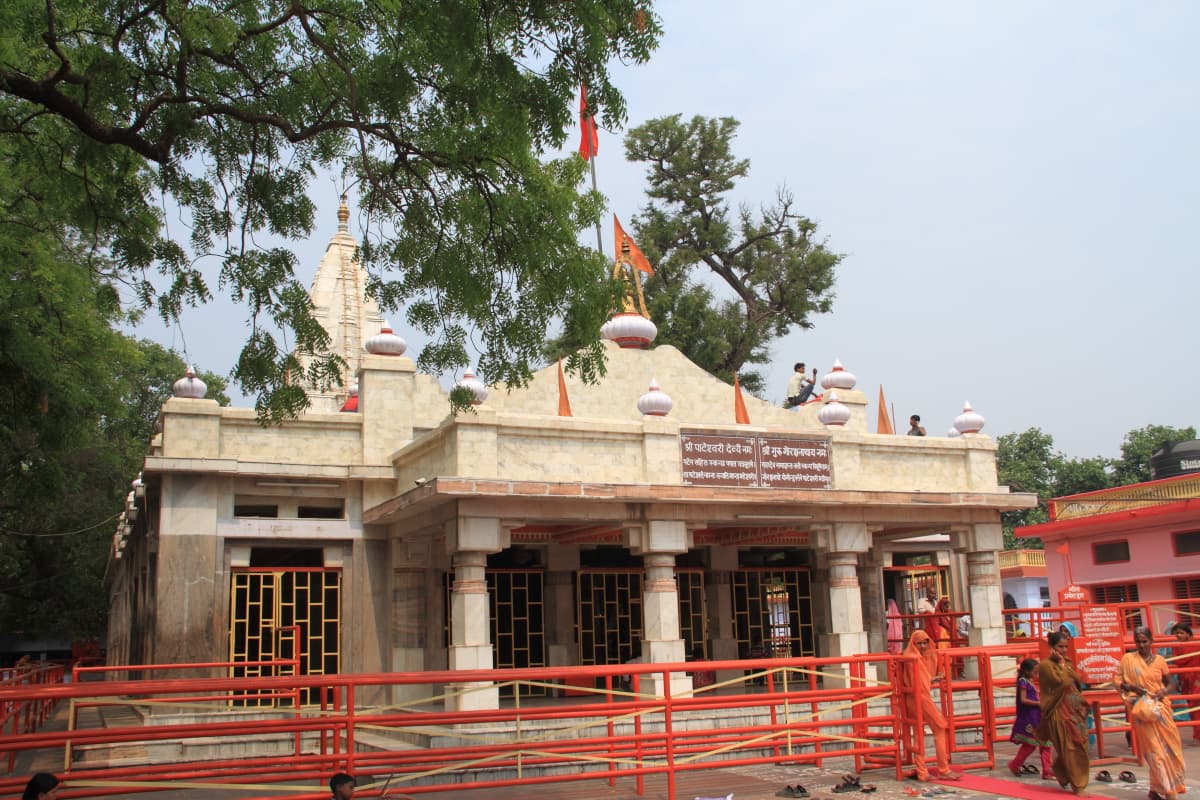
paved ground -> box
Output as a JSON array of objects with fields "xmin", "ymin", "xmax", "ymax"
[{"xmin": 19, "ymin": 736, "xmax": 1200, "ymax": 800}]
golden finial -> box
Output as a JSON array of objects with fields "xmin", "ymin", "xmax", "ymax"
[{"xmin": 337, "ymin": 194, "xmax": 349, "ymax": 231}]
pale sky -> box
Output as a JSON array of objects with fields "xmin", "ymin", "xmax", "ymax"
[{"xmin": 142, "ymin": 1, "xmax": 1200, "ymax": 460}]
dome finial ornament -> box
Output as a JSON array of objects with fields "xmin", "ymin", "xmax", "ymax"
[
  {"xmin": 817, "ymin": 391, "xmax": 851, "ymax": 427},
  {"xmin": 637, "ymin": 378, "xmax": 673, "ymax": 416},
  {"xmin": 337, "ymin": 194, "xmax": 350, "ymax": 232},
  {"xmin": 953, "ymin": 401, "xmax": 985, "ymax": 435},
  {"xmin": 172, "ymin": 365, "xmax": 207, "ymax": 399}
]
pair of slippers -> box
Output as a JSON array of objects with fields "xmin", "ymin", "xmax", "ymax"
[
  {"xmin": 832, "ymin": 774, "xmax": 876, "ymax": 794},
  {"xmin": 1096, "ymin": 770, "xmax": 1137, "ymax": 783},
  {"xmin": 776, "ymin": 787, "xmax": 808, "ymax": 798}
]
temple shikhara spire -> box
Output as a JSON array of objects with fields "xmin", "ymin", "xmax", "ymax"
[{"xmin": 296, "ymin": 195, "xmax": 385, "ymax": 411}]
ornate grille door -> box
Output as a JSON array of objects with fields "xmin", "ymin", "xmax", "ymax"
[
  {"xmin": 229, "ymin": 567, "xmax": 341, "ymax": 705},
  {"xmin": 732, "ymin": 567, "xmax": 813, "ymax": 658},
  {"xmin": 677, "ymin": 568, "xmax": 708, "ymax": 656},
  {"xmin": 443, "ymin": 569, "xmax": 547, "ymax": 696},
  {"xmin": 577, "ymin": 569, "xmax": 643, "ymax": 665}
]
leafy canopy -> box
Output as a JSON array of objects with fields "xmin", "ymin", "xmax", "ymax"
[
  {"xmin": 622, "ymin": 114, "xmax": 842, "ymax": 394},
  {"xmin": 0, "ymin": 0, "xmax": 660, "ymax": 418}
]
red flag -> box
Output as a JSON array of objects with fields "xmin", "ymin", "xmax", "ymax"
[
  {"xmin": 1055, "ymin": 542, "xmax": 1070, "ymax": 555},
  {"xmin": 876, "ymin": 386, "xmax": 894, "ymax": 434},
  {"xmin": 613, "ymin": 215, "xmax": 654, "ymax": 275},
  {"xmin": 557, "ymin": 358, "xmax": 573, "ymax": 417},
  {"xmin": 578, "ymin": 85, "xmax": 598, "ymax": 161},
  {"xmin": 734, "ymin": 374, "xmax": 750, "ymax": 425}
]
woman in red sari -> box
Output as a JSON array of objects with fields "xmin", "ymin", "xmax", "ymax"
[
  {"xmin": 900, "ymin": 629, "xmax": 959, "ymax": 781},
  {"xmin": 1037, "ymin": 631, "xmax": 1089, "ymax": 795}
]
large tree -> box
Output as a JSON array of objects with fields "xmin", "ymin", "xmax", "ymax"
[
  {"xmin": 0, "ymin": 0, "xmax": 659, "ymax": 418},
  {"xmin": 622, "ymin": 114, "xmax": 842, "ymax": 394},
  {"xmin": 0, "ymin": 236, "xmax": 226, "ymax": 637}
]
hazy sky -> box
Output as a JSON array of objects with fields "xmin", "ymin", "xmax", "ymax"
[{"xmin": 143, "ymin": 1, "xmax": 1199, "ymax": 460}]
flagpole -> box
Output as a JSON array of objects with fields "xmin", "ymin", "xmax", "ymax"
[{"xmin": 590, "ymin": 156, "xmax": 603, "ymax": 256}]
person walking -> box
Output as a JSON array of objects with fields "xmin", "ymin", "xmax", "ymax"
[
  {"xmin": 329, "ymin": 772, "xmax": 356, "ymax": 799},
  {"xmin": 1170, "ymin": 622, "xmax": 1200, "ymax": 744},
  {"xmin": 1037, "ymin": 631, "xmax": 1089, "ymax": 795},
  {"xmin": 22, "ymin": 773, "xmax": 59, "ymax": 800},
  {"xmin": 886, "ymin": 598, "xmax": 905, "ymax": 655},
  {"xmin": 899, "ymin": 629, "xmax": 959, "ymax": 781},
  {"xmin": 1117, "ymin": 626, "xmax": 1187, "ymax": 800},
  {"xmin": 1007, "ymin": 658, "xmax": 1053, "ymax": 778}
]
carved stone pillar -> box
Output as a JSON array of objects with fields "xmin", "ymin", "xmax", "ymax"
[
  {"xmin": 816, "ymin": 523, "xmax": 870, "ymax": 686},
  {"xmin": 444, "ymin": 516, "xmax": 509, "ymax": 711},
  {"xmin": 626, "ymin": 520, "xmax": 690, "ymax": 697},
  {"xmin": 952, "ymin": 523, "xmax": 1006, "ymax": 678}
]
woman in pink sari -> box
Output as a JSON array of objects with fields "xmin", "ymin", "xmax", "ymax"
[{"xmin": 887, "ymin": 599, "xmax": 905, "ymax": 655}]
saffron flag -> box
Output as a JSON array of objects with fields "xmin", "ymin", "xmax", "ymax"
[
  {"xmin": 613, "ymin": 215, "xmax": 655, "ymax": 275},
  {"xmin": 734, "ymin": 374, "xmax": 750, "ymax": 425},
  {"xmin": 876, "ymin": 386, "xmax": 894, "ymax": 434},
  {"xmin": 557, "ymin": 358, "xmax": 573, "ymax": 417},
  {"xmin": 578, "ymin": 85, "xmax": 598, "ymax": 161},
  {"xmin": 1056, "ymin": 542, "xmax": 1070, "ymax": 555}
]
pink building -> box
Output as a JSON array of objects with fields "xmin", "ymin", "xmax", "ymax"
[{"xmin": 1016, "ymin": 472, "xmax": 1200, "ymax": 632}]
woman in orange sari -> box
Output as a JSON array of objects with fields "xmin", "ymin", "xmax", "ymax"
[
  {"xmin": 934, "ymin": 598, "xmax": 954, "ymax": 649},
  {"xmin": 900, "ymin": 629, "xmax": 959, "ymax": 781},
  {"xmin": 1117, "ymin": 626, "xmax": 1187, "ymax": 800},
  {"xmin": 1037, "ymin": 631, "xmax": 1089, "ymax": 795}
]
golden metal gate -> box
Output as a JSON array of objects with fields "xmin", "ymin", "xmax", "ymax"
[
  {"xmin": 229, "ymin": 567, "xmax": 341, "ymax": 705},
  {"xmin": 677, "ymin": 567, "xmax": 709, "ymax": 657},
  {"xmin": 578, "ymin": 569, "xmax": 643, "ymax": 665},
  {"xmin": 444, "ymin": 569, "xmax": 547, "ymax": 697},
  {"xmin": 732, "ymin": 567, "xmax": 814, "ymax": 659}
]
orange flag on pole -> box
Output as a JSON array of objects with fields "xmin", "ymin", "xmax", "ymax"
[
  {"xmin": 876, "ymin": 386, "xmax": 894, "ymax": 434},
  {"xmin": 613, "ymin": 215, "xmax": 654, "ymax": 275},
  {"xmin": 734, "ymin": 374, "xmax": 750, "ymax": 425},
  {"xmin": 557, "ymin": 358, "xmax": 573, "ymax": 417},
  {"xmin": 578, "ymin": 85, "xmax": 598, "ymax": 161}
]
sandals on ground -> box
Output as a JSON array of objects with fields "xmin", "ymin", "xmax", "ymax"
[
  {"xmin": 1120, "ymin": 770, "xmax": 1137, "ymax": 783},
  {"xmin": 1096, "ymin": 770, "xmax": 1113, "ymax": 782},
  {"xmin": 832, "ymin": 775, "xmax": 862, "ymax": 793},
  {"xmin": 776, "ymin": 787, "xmax": 809, "ymax": 798}
]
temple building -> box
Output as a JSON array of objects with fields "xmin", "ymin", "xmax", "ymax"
[{"xmin": 105, "ymin": 202, "xmax": 1036, "ymax": 709}]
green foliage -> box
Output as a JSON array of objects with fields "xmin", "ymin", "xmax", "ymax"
[
  {"xmin": 0, "ymin": 128, "xmax": 224, "ymax": 636},
  {"xmin": 619, "ymin": 114, "xmax": 842, "ymax": 394},
  {"xmin": 1114, "ymin": 424, "xmax": 1196, "ymax": 485},
  {"xmin": 0, "ymin": 0, "xmax": 660, "ymax": 417}
]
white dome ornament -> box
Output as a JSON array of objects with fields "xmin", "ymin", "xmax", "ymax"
[
  {"xmin": 364, "ymin": 321, "xmax": 407, "ymax": 356},
  {"xmin": 454, "ymin": 369, "xmax": 488, "ymax": 405},
  {"xmin": 172, "ymin": 365, "xmax": 207, "ymax": 399},
  {"xmin": 637, "ymin": 379, "xmax": 673, "ymax": 416},
  {"xmin": 947, "ymin": 427, "xmax": 962, "ymax": 438},
  {"xmin": 820, "ymin": 359, "xmax": 857, "ymax": 391},
  {"xmin": 600, "ymin": 312, "xmax": 658, "ymax": 349},
  {"xmin": 817, "ymin": 391, "xmax": 851, "ymax": 427},
  {"xmin": 953, "ymin": 401, "xmax": 985, "ymax": 435}
]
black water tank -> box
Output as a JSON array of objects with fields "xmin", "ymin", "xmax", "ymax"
[{"xmin": 1150, "ymin": 439, "xmax": 1200, "ymax": 480}]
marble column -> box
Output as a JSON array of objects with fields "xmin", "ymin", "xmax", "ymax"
[
  {"xmin": 626, "ymin": 520, "xmax": 690, "ymax": 697},
  {"xmin": 952, "ymin": 523, "xmax": 1006, "ymax": 679},
  {"xmin": 816, "ymin": 523, "xmax": 870, "ymax": 686},
  {"xmin": 444, "ymin": 516, "xmax": 509, "ymax": 711}
]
